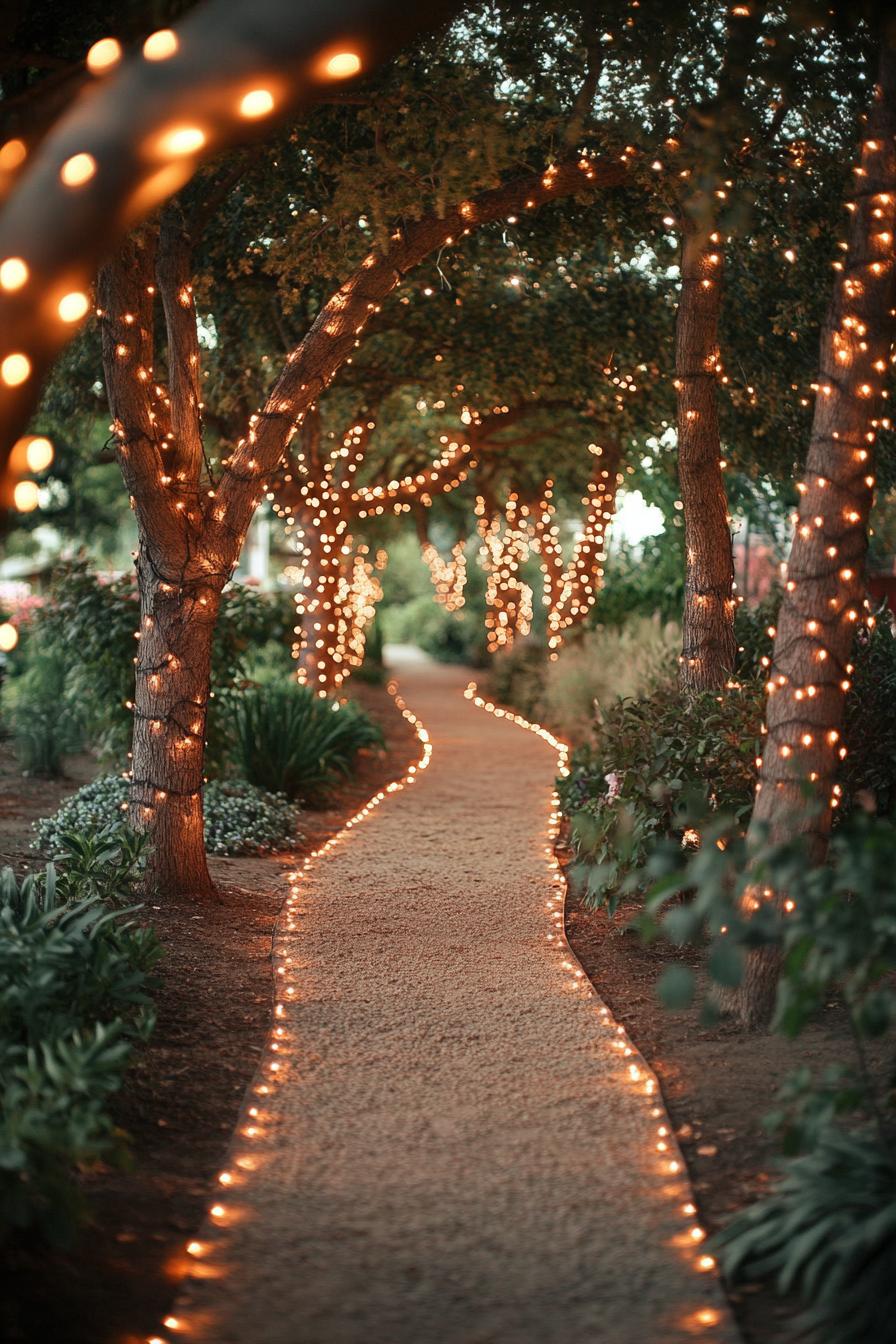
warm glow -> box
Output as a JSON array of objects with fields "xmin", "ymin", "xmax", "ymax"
[
  {"xmin": 1, "ymin": 352, "xmax": 31, "ymax": 386},
  {"xmin": 0, "ymin": 138, "xmax": 27, "ymax": 172},
  {"xmin": 239, "ymin": 88, "xmax": 275, "ymax": 119},
  {"xmin": 325, "ymin": 51, "xmax": 362, "ymax": 79},
  {"xmin": 24, "ymin": 436, "xmax": 54, "ymax": 472},
  {"xmin": 86, "ymin": 37, "xmax": 122, "ymax": 73},
  {"xmin": 0, "ymin": 257, "xmax": 28, "ymax": 291},
  {"xmin": 143, "ymin": 29, "xmax": 178, "ymax": 60},
  {"xmin": 58, "ymin": 291, "xmax": 89, "ymax": 323},
  {"xmin": 0, "ymin": 622, "xmax": 18, "ymax": 652},
  {"xmin": 13, "ymin": 479, "xmax": 40, "ymax": 512},
  {"xmin": 60, "ymin": 152, "xmax": 96, "ymax": 186},
  {"xmin": 158, "ymin": 125, "xmax": 206, "ymax": 157}
]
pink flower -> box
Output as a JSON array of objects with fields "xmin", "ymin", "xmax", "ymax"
[{"xmin": 604, "ymin": 771, "xmax": 621, "ymax": 800}]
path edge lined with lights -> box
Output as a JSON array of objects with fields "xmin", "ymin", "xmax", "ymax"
[
  {"xmin": 463, "ymin": 681, "xmax": 733, "ymax": 1339},
  {"xmin": 149, "ymin": 679, "xmax": 432, "ymax": 1344}
]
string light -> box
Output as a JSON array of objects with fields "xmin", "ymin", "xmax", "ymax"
[
  {"xmin": 57, "ymin": 291, "xmax": 90, "ymax": 323},
  {"xmin": 0, "ymin": 257, "xmax": 28, "ymax": 291},
  {"xmin": 143, "ymin": 29, "xmax": 179, "ymax": 61},
  {"xmin": 463, "ymin": 684, "xmax": 730, "ymax": 1332},
  {"xmin": 86, "ymin": 37, "xmax": 122, "ymax": 74},
  {"xmin": 154, "ymin": 680, "xmax": 431, "ymax": 1342},
  {"xmin": 239, "ymin": 89, "xmax": 275, "ymax": 119},
  {"xmin": 60, "ymin": 152, "xmax": 97, "ymax": 187},
  {"xmin": 1, "ymin": 352, "xmax": 31, "ymax": 386},
  {"xmin": 324, "ymin": 51, "xmax": 362, "ymax": 79}
]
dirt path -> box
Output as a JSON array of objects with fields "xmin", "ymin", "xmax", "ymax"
[{"xmin": 170, "ymin": 659, "xmax": 737, "ymax": 1344}]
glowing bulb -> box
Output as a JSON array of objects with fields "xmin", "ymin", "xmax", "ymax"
[
  {"xmin": 13, "ymin": 479, "xmax": 40, "ymax": 512},
  {"xmin": 144, "ymin": 29, "xmax": 178, "ymax": 60},
  {"xmin": 0, "ymin": 622, "xmax": 18, "ymax": 652},
  {"xmin": 58, "ymin": 291, "xmax": 89, "ymax": 323},
  {"xmin": 325, "ymin": 51, "xmax": 362, "ymax": 79},
  {"xmin": 239, "ymin": 88, "xmax": 275, "ymax": 118},
  {"xmin": 60, "ymin": 152, "xmax": 96, "ymax": 186},
  {"xmin": 25, "ymin": 436, "xmax": 53, "ymax": 471},
  {"xmin": 0, "ymin": 257, "xmax": 28, "ymax": 291},
  {"xmin": 158, "ymin": 125, "xmax": 206, "ymax": 157},
  {"xmin": 1, "ymin": 352, "xmax": 30, "ymax": 385},
  {"xmin": 86, "ymin": 37, "xmax": 122, "ymax": 73},
  {"xmin": 0, "ymin": 138, "xmax": 27, "ymax": 171}
]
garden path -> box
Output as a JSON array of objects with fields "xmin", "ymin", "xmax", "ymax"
[{"xmin": 171, "ymin": 656, "xmax": 737, "ymax": 1344}]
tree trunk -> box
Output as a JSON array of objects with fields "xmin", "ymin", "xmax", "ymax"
[
  {"xmin": 676, "ymin": 227, "xmax": 737, "ymax": 692},
  {"xmin": 130, "ymin": 545, "xmax": 223, "ymax": 898},
  {"xmin": 737, "ymin": 42, "xmax": 896, "ymax": 1028}
]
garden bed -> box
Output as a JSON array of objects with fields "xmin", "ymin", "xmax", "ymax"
[
  {"xmin": 0, "ymin": 681, "xmax": 420, "ymax": 1344},
  {"xmin": 564, "ymin": 862, "xmax": 863, "ymax": 1344}
]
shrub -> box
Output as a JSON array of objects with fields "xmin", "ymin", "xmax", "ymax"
[
  {"xmin": 0, "ymin": 863, "xmax": 161, "ymax": 1244},
  {"xmin": 26, "ymin": 563, "xmax": 294, "ymax": 765},
  {"xmin": 227, "ymin": 683, "xmax": 384, "ymax": 804},
  {"xmin": 11, "ymin": 652, "xmax": 81, "ymax": 776},
  {"xmin": 561, "ymin": 610, "xmax": 896, "ymax": 910},
  {"xmin": 490, "ymin": 616, "xmax": 680, "ymax": 740},
  {"xmin": 638, "ymin": 811, "xmax": 896, "ymax": 1344},
  {"xmin": 560, "ymin": 675, "xmax": 763, "ymax": 911},
  {"xmin": 202, "ymin": 780, "xmax": 298, "ymax": 856},
  {"xmin": 35, "ymin": 775, "xmax": 299, "ymax": 858}
]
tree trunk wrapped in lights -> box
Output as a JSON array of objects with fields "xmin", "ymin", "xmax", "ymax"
[
  {"xmin": 534, "ymin": 441, "xmax": 622, "ymax": 657},
  {"xmin": 98, "ymin": 220, "xmax": 231, "ymax": 898},
  {"xmin": 676, "ymin": 226, "xmax": 738, "ymax": 691},
  {"xmin": 477, "ymin": 496, "xmax": 536, "ymax": 654},
  {"xmin": 96, "ymin": 158, "xmax": 626, "ymax": 894},
  {"xmin": 737, "ymin": 43, "xmax": 896, "ymax": 1028},
  {"xmin": 673, "ymin": 2, "xmax": 763, "ymax": 693},
  {"xmin": 273, "ymin": 416, "xmax": 476, "ymax": 691}
]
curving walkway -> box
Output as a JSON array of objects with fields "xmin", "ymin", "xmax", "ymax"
[{"xmin": 170, "ymin": 658, "xmax": 736, "ymax": 1344}]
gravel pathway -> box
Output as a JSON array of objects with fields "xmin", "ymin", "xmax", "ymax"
[{"xmin": 170, "ymin": 659, "xmax": 737, "ymax": 1344}]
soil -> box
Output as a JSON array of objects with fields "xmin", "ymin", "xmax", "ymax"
[
  {"xmin": 0, "ymin": 678, "xmax": 420, "ymax": 1344},
  {"xmin": 563, "ymin": 864, "xmax": 861, "ymax": 1344}
]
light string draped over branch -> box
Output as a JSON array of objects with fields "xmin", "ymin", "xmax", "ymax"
[{"xmin": 0, "ymin": 0, "xmax": 459, "ymax": 496}]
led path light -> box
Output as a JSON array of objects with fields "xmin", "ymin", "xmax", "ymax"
[{"xmin": 158, "ymin": 663, "xmax": 733, "ymax": 1343}]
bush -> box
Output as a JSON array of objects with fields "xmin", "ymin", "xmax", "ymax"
[
  {"xmin": 0, "ymin": 862, "xmax": 161, "ymax": 1244},
  {"xmin": 202, "ymin": 780, "xmax": 299, "ymax": 856},
  {"xmin": 561, "ymin": 609, "xmax": 896, "ymax": 911},
  {"xmin": 560, "ymin": 675, "xmax": 764, "ymax": 911},
  {"xmin": 227, "ymin": 683, "xmax": 384, "ymax": 804},
  {"xmin": 24, "ymin": 563, "xmax": 294, "ymax": 766},
  {"xmin": 35, "ymin": 775, "xmax": 299, "ymax": 858},
  {"xmin": 490, "ymin": 616, "xmax": 680, "ymax": 740},
  {"xmin": 638, "ymin": 811, "xmax": 896, "ymax": 1344},
  {"xmin": 382, "ymin": 592, "xmax": 488, "ymax": 665},
  {"xmin": 11, "ymin": 652, "xmax": 81, "ymax": 776}
]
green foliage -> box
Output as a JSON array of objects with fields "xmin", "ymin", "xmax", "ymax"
[
  {"xmin": 381, "ymin": 591, "xmax": 488, "ymax": 665},
  {"xmin": 24, "ymin": 564, "xmax": 293, "ymax": 766},
  {"xmin": 560, "ymin": 676, "xmax": 763, "ymax": 911},
  {"xmin": 0, "ymin": 862, "xmax": 161, "ymax": 1244},
  {"xmin": 638, "ymin": 811, "xmax": 896, "ymax": 1344},
  {"xmin": 489, "ymin": 617, "xmax": 680, "ymax": 741},
  {"xmin": 202, "ymin": 781, "xmax": 299, "ymax": 856},
  {"xmin": 35, "ymin": 774, "xmax": 299, "ymax": 858},
  {"xmin": 715, "ymin": 1129, "xmax": 896, "ymax": 1344},
  {"xmin": 11, "ymin": 652, "xmax": 81, "ymax": 777},
  {"xmin": 227, "ymin": 684, "xmax": 384, "ymax": 804}
]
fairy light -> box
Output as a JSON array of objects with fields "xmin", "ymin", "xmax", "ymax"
[
  {"xmin": 13, "ymin": 479, "xmax": 39, "ymax": 511},
  {"xmin": 0, "ymin": 257, "xmax": 28, "ymax": 291},
  {"xmin": 60, "ymin": 152, "xmax": 96, "ymax": 186},
  {"xmin": 158, "ymin": 126, "xmax": 207, "ymax": 158},
  {"xmin": 239, "ymin": 89, "xmax": 275, "ymax": 119},
  {"xmin": 324, "ymin": 51, "xmax": 362, "ymax": 79},
  {"xmin": 0, "ymin": 621, "xmax": 18, "ymax": 652},
  {"xmin": 463, "ymin": 683, "xmax": 730, "ymax": 1330},
  {"xmin": 156, "ymin": 680, "xmax": 431, "ymax": 1342},
  {"xmin": 143, "ymin": 29, "xmax": 178, "ymax": 61},
  {"xmin": 1, "ymin": 352, "xmax": 31, "ymax": 386},
  {"xmin": 86, "ymin": 37, "xmax": 122, "ymax": 74},
  {"xmin": 57, "ymin": 291, "xmax": 90, "ymax": 323}
]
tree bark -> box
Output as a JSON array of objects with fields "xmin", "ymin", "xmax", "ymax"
[
  {"xmin": 676, "ymin": 225, "xmax": 737, "ymax": 692},
  {"xmin": 131, "ymin": 552, "xmax": 223, "ymax": 897},
  {"xmin": 737, "ymin": 40, "xmax": 896, "ymax": 1028}
]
